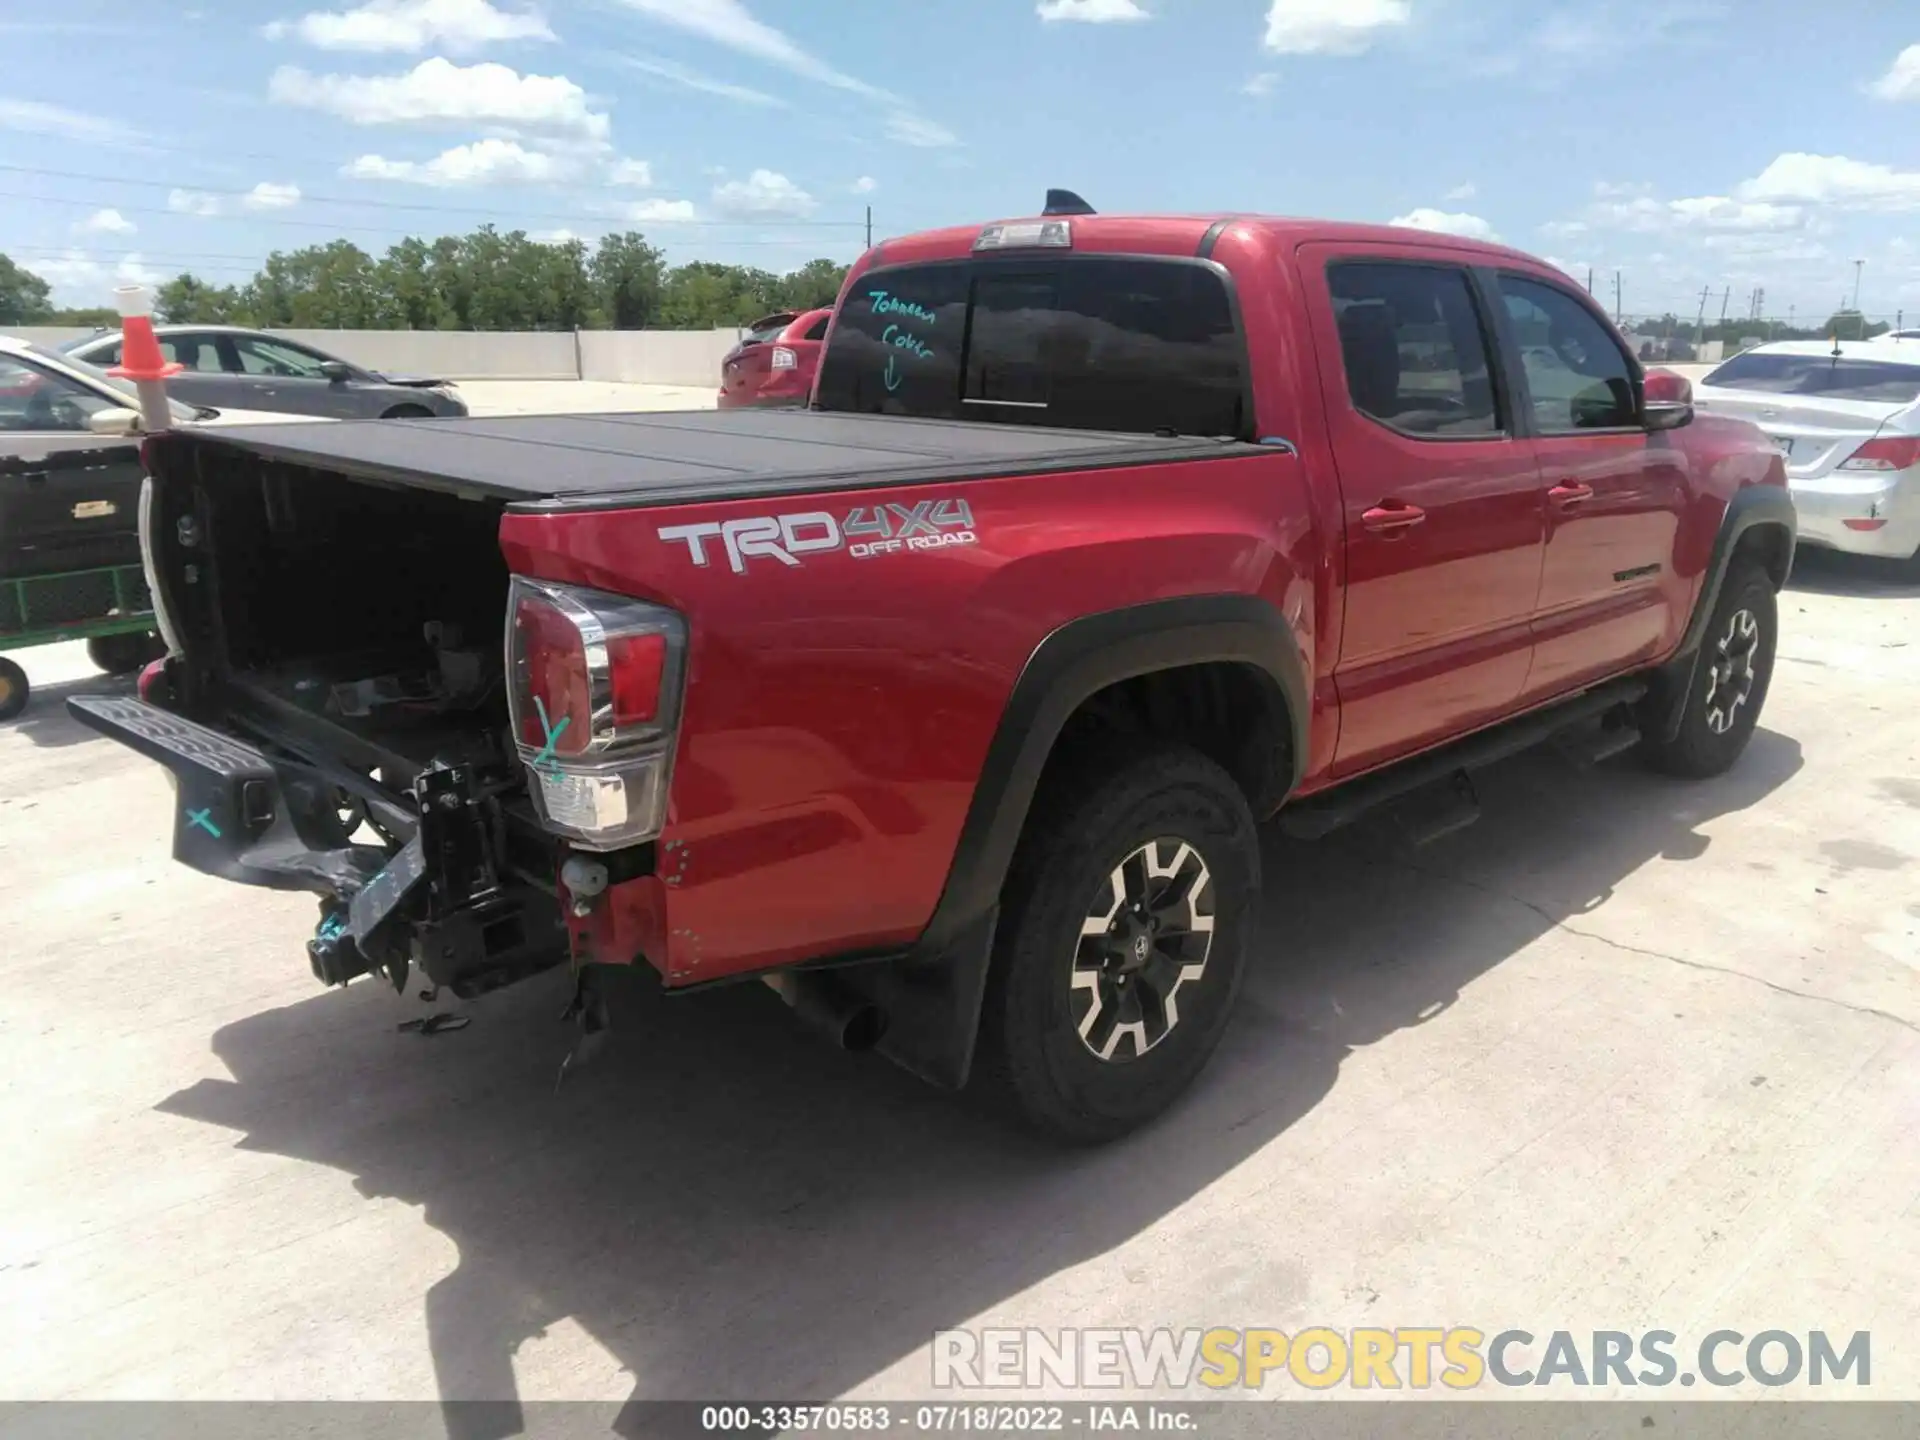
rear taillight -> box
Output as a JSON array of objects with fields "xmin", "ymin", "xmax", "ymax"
[
  {"xmin": 505, "ymin": 577, "xmax": 687, "ymax": 851},
  {"xmin": 770, "ymin": 346, "xmax": 798, "ymax": 370},
  {"xmin": 1839, "ymin": 436, "xmax": 1920, "ymax": 472}
]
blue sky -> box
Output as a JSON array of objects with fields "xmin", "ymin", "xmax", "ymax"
[{"xmin": 4, "ymin": 0, "xmax": 1919, "ymax": 325}]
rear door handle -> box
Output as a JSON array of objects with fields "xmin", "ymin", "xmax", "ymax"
[
  {"xmin": 1361, "ymin": 501, "xmax": 1426, "ymax": 533},
  {"xmin": 1548, "ymin": 481, "xmax": 1594, "ymax": 507}
]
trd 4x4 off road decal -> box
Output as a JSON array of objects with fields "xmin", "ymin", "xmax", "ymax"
[{"xmin": 658, "ymin": 499, "xmax": 977, "ymax": 574}]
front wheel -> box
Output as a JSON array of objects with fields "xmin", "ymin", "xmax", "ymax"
[
  {"xmin": 972, "ymin": 747, "xmax": 1258, "ymax": 1144},
  {"xmin": 1640, "ymin": 560, "xmax": 1777, "ymax": 778},
  {"xmin": 0, "ymin": 657, "xmax": 29, "ymax": 721}
]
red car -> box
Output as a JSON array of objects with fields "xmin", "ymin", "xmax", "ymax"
[
  {"xmin": 77, "ymin": 196, "xmax": 1792, "ymax": 1142},
  {"xmin": 716, "ymin": 308, "xmax": 833, "ymax": 409}
]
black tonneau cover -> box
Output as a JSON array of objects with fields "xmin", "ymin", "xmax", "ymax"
[{"xmin": 154, "ymin": 409, "xmax": 1260, "ymax": 510}]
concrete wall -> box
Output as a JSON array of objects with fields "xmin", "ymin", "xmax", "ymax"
[
  {"xmin": 9, "ymin": 325, "xmax": 746, "ymax": 386},
  {"xmin": 578, "ymin": 328, "xmax": 742, "ymax": 386}
]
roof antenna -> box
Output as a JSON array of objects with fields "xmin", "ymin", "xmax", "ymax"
[{"xmin": 1043, "ymin": 188, "xmax": 1095, "ymax": 217}]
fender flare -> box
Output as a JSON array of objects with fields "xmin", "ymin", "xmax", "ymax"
[
  {"xmin": 1677, "ymin": 483, "xmax": 1796, "ymax": 659},
  {"xmin": 1646, "ymin": 483, "xmax": 1796, "ymax": 743},
  {"xmin": 912, "ymin": 592, "xmax": 1309, "ymax": 966}
]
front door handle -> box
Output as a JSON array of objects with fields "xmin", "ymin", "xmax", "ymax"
[
  {"xmin": 1548, "ymin": 481, "xmax": 1594, "ymax": 508},
  {"xmin": 1361, "ymin": 500, "xmax": 1427, "ymax": 533}
]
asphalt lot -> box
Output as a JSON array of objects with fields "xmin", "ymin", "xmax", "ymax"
[{"xmin": 3, "ymin": 463, "xmax": 1918, "ymax": 1404}]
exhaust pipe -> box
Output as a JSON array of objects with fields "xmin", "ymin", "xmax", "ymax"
[{"xmin": 763, "ymin": 969, "xmax": 888, "ymax": 1052}]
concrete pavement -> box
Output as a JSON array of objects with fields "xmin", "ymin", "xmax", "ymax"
[{"xmin": 1, "ymin": 550, "xmax": 1917, "ymax": 1407}]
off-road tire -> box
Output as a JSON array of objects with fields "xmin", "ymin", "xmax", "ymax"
[
  {"xmin": 1640, "ymin": 560, "xmax": 1776, "ymax": 778},
  {"xmin": 972, "ymin": 746, "xmax": 1258, "ymax": 1145}
]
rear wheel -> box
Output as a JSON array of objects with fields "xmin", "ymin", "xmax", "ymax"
[
  {"xmin": 972, "ymin": 747, "xmax": 1258, "ymax": 1144},
  {"xmin": 87, "ymin": 631, "xmax": 163, "ymax": 676},
  {"xmin": 1640, "ymin": 560, "xmax": 1776, "ymax": 778},
  {"xmin": 0, "ymin": 658, "xmax": 28, "ymax": 721}
]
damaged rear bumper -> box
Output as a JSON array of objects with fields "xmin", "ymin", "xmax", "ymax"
[{"xmin": 67, "ymin": 693, "xmax": 567, "ymax": 998}]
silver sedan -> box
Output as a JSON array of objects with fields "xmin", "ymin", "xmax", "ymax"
[{"xmin": 62, "ymin": 325, "xmax": 467, "ymax": 421}]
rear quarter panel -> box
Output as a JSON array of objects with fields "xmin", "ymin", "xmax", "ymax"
[{"xmin": 498, "ymin": 451, "xmax": 1316, "ymax": 984}]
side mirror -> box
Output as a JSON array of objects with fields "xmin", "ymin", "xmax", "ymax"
[
  {"xmin": 88, "ymin": 406, "xmax": 143, "ymax": 437},
  {"xmin": 319, "ymin": 360, "xmax": 353, "ymax": 384},
  {"xmin": 1642, "ymin": 369, "xmax": 1694, "ymax": 432}
]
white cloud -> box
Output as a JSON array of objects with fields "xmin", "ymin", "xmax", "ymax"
[
  {"xmin": 243, "ymin": 181, "xmax": 303, "ymax": 210},
  {"xmin": 1389, "ymin": 207, "xmax": 1499, "ymax": 241},
  {"xmin": 607, "ymin": 0, "xmax": 956, "ymax": 144},
  {"xmin": 1036, "ymin": 0, "xmax": 1148, "ymax": 22},
  {"xmin": 1867, "ymin": 43, "xmax": 1920, "ymax": 101},
  {"xmin": 1737, "ymin": 152, "xmax": 1920, "ymax": 212},
  {"xmin": 626, "ymin": 198, "xmax": 697, "ymax": 222},
  {"xmin": 1663, "ymin": 196, "xmax": 1802, "ymax": 231},
  {"xmin": 265, "ymin": 0, "xmax": 553, "ymax": 53},
  {"xmin": 1263, "ymin": 0, "xmax": 1410, "ymax": 55},
  {"xmin": 607, "ymin": 157, "xmax": 653, "ymax": 186},
  {"xmin": 345, "ymin": 137, "xmax": 567, "ymax": 185},
  {"xmin": 168, "ymin": 188, "xmax": 223, "ymax": 217},
  {"xmin": 884, "ymin": 112, "xmax": 957, "ymax": 147},
  {"xmin": 1242, "ymin": 72, "xmax": 1277, "ymax": 96},
  {"xmin": 269, "ymin": 56, "xmax": 608, "ymax": 139},
  {"xmin": 0, "ymin": 97, "xmax": 138, "ymax": 146},
  {"xmin": 710, "ymin": 168, "xmax": 816, "ymax": 219},
  {"xmin": 32, "ymin": 248, "xmax": 157, "ymax": 300},
  {"xmin": 852, "ymin": 175, "xmax": 877, "ymax": 194},
  {"xmin": 75, "ymin": 208, "xmax": 135, "ymax": 236},
  {"xmin": 616, "ymin": 53, "xmax": 784, "ymax": 106},
  {"xmin": 1443, "ymin": 181, "xmax": 1476, "ymax": 201},
  {"xmin": 532, "ymin": 226, "xmax": 580, "ymax": 243}
]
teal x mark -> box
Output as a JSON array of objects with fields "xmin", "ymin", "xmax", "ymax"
[
  {"xmin": 186, "ymin": 807, "xmax": 221, "ymax": 837},
  {"xmin": 530, "ymin": 696, "xmax": 570, "ymax": 779}
]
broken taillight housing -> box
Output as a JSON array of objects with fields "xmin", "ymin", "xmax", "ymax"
[{"xmin": 504, "ymin": 577, "xmax": 688, "ymax": 851}]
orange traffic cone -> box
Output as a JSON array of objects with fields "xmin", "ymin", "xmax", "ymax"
[{"xmin": 106, "ymin": 284, "xmax": 180, "ymax": 432}]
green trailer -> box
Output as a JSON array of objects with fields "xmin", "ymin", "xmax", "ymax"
[{"xmin": 0, "ymin": 562, "xmax": 163, "ymax": 720}]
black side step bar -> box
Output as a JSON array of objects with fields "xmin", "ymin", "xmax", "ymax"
[{"xmin": 1276, "ymin": 677, "xmax": 1647, "ymax": 841}]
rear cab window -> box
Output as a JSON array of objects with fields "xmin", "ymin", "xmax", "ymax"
[
  {"xmin": 813, "ymin": 257, "xmax": 1251, "ymax": 438},
  {"xmin": 1702, "ymin": 352, "xmax": 1920, "ymax": 405}
]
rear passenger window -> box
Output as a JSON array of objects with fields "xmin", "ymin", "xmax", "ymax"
[
  {"xmin": 1498, "ymin": 276, "xmax": 1637, "ymax": 431},
  {"xmin": 813, "ymin": 257, "xmax": 1248, "ymax": 438},
  {"xmin": 1327, "ymin": 262, "xmax": 1501, "ymax": 438}
]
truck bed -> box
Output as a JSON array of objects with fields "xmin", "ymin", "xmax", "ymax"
[{"xmin": 156, "ymin": 408, "xmax": 1258, "ymax": 510}]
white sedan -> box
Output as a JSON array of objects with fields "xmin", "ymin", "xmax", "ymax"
[{"xmin": 1693, "ymin": 340, "xmax": 1920, "ymax": 564}]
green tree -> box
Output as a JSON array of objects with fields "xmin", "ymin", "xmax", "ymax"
[
  {"xmin": 778, "ymin": 258, "xmax": 850, "ymax": 312},
  {"xmin": 156, "ymin": 273, "xmax": 243, "ymax": 324},
  {"xmin": 590, "ymin": 232, "xmax": 666, "ymax": 329},
  {"xmin": 1821, "ymin": 310, "xmax": 1888, "ymax": 341},
  {"xmin": 0, "ymin": 253, "xmax": 54, "ymax": 325},
  {"xmin": 243, "ymin": 240, "xmax": 381, "ymax": 328}
]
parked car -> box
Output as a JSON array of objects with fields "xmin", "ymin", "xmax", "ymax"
[
  {"xmin": 1, "ymin": 334, "xmax": 324, "ymax": 715},
  {"xmin": 61, "ymin": 326, "xmax": 467, "ymax": 421},
  {"xmin": 1693, "ymin": 339, "xmax": 1920, "ymax": 564},
  {"xmin": 717, "ymin": 308, "xmax": 832, "ymax": 408},
  {"xmin": 72, "ymin": 199, "xmax": 1792, "ymax": 1143}
]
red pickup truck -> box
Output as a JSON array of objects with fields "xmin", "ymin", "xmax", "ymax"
[{"xmin": 72, "ymin": 198, "xmax": 1794, "ymax": 1142}]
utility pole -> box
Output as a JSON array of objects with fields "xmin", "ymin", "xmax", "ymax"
[
  {"xmin": 865, "ymin": 205, "xmax": 872, "ymax": 250},
  {"xmin": 1585, "ymin": 267, "xmax": 1593, "ymax": 295},
  {"xmin": 1613, "ymin": 270, "xmax": 1622, "ymax": 324},
  {"xmin": 1851, "ymin": 258, "xmax": 1865, "ymax": 312},
  {"xmin": 1719, "ymin": 286, "xmax": 1731, "ymax": 322},
  {"xmin": 1695, "ymin": 284, "xmax": 1710, "ymax": 342}
]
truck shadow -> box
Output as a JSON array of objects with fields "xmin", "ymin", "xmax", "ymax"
[{"xmin": 156, "ymin": 729, "xmax": 1801, "ymax": 1437}]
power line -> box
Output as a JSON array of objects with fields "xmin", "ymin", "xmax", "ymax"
[{"xmin": 0, "ymin": 162, "xmax": 868, "ymax": 230}]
